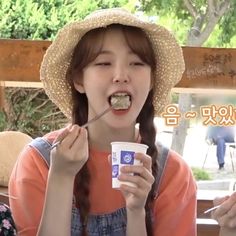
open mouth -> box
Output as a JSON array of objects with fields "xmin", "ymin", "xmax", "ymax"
[{"xmin": 109, "ymin": 92, "xmax": 131, "ymax": 110}]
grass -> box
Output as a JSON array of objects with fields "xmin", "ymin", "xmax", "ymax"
[{"xmin": 191, "ymin": 167, "xmax": 212, "ymax": 181}]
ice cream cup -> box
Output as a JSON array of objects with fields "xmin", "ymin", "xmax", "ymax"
[{"xmin": 111, "ymin": 142, "xmax": 148, "ymax": 189}]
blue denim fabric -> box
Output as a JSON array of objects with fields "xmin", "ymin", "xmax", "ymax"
[
  {"xmin": 216, "ymin": 136, "xmax": 234, "ymax": 165},
  {"xmin": 206, "ymin": 126, "xmax": 235, "ymax": 165},
  {"xmin": 71, "ymin": 206, "xmax": 127, "ymax": 236}
]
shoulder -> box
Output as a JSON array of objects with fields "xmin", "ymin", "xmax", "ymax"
[
  {"xmin": 157, "ymin": 145, "xmax": 197, "ymax": 195},
  {"xmin": 156, "ymin": 142, "xmax": 191, "ymax": 176},
  {"xmin": 166, "ymin": 149, "xmax": 192, "ymax": 175},
  {"xmin": 9, "ymin": 145, "xmax": 46, "ymax": 185},
  {"xmin": 9, "ymin": 128, "xmax": 63, "ymax": 183}
]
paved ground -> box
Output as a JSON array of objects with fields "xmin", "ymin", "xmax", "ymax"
[
  {"xmin": 156, "ymin": 122, "xmax": 236, "ymax": 181},
  {"xmin": 201, "ymin": 165, "xmax": 235, "ymax": 180},
  {"xmin": 183, "ymin": 126, "xmax": 235, "ymax": 181}
]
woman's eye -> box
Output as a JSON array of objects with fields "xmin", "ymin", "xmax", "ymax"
[
  {"xmin": 130, "ymin": 61, "xmax": 145, "ymax": 66},
  {"xmin": 95, "ymin": 62, "xmax": 111, "ymax": 66}
]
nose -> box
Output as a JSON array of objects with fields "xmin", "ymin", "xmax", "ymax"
[{"xmin": 112, "ymin": 64, "xmax": 130, "ymax": 84}]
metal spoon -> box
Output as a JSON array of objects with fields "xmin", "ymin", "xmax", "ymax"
[
  {"xmin": 204, "ymin": 204, "xmax": 221, "ymax": 214},
  {"xmin": 50, "ymin": 106, "xmax": 113, "ymax": 150}
]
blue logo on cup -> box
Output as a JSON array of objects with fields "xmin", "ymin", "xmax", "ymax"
[
  {"xmin": 112, "ymin": 165, "xmax": 119, "ymax": 178},
  {"xmin": 120, "ymin": 151, "xmax": 134, "ymax": 165}
]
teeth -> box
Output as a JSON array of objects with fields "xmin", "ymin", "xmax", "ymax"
[{"xmin": 110, "ymin": 93, "xmax": 131, "ymax": 110}]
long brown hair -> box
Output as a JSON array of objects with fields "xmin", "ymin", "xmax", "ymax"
[{"xmin": 66, "ymin": 24, "xmax": 158, "ymax": 236}]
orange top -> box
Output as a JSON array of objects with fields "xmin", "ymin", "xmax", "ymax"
[{"xmin": 9, "ymin": 130, "xmax": 197, "ymax": 236}]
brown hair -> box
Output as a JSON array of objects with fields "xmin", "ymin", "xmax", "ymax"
[{"xmin": 66, "ymin": 24, "xmax": 158, "ymax": 236}]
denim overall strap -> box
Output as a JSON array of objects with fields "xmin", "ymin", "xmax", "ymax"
[
  {"xmin": 29, "ymin": 138, "xmax": 169, "ymax": 235},
  {"xmin": 29, "ymin": 137, "xmax": 52, "ymax": 167},
  {"xmin": 154, "ymin": 142, "xmax": 169, "ymax": 197}
]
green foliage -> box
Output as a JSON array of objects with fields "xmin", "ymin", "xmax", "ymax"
[
  {"xmin": 171, "ymin": 93, "xmax": 179, "ymax": 104},
  {"xmin": 0, "ymin": 111, "xmax": 7, "ymax": 131},
  {"xmin": 0, "ymin": 0, "xmax": 129, "ymax": 40},
  {"xmin": 140, "ymin": 0, "xmax": 236, "ymax": 47},
  {"xmin": 191, "ymin": 167, "xmax": 211, "ymax": 180},
  {"xmin": 97, "ymin": 0, "xmax": 128, "ymax": 9},
  {"xmin": 0, "ymin": 88, "xmax": 67, "ymax": 138},
  {"xmin": 217, "ymin": 1, "xmax": 236, "ymax": 46}
]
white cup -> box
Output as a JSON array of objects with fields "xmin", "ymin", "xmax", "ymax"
[{"xmin": 111, "ymin": 142, "xmax": 148, "ymax": 189}]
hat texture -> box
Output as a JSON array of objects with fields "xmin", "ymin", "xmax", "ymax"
[{"xmin": 40, "ymin": 8, "xmax": 185, "ymax": 118}]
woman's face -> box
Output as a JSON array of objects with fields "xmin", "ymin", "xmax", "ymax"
[{"xmin": 73, "ymin": 28, "xmax": 152, "ymax": 128}]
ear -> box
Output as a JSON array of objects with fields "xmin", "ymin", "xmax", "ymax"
[{"xmin": 73, "ymin": 80, "xmax": 85, "ymax": 93}]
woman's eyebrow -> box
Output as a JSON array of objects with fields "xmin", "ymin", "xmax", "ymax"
[
  {"xmin": 97, "ymin": 50, "xmax": 136, "ymax": 57},
  {"xmin": 97, "ymin": 50, "xmax": 113, "ymax": 55}
]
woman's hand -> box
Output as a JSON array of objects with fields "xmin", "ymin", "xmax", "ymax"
[
  {"xmin": 50, "ymin": 124, "xmax": 89, "ymax": 177},
  {"xmin": 212, "ymin": 192, "xmax": 236, "ymax": 229},
  {"xmin": 118, "ymin": 153, "xmax": 154, "ymax": 212}
]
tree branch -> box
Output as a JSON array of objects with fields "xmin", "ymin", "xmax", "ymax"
[
  {"xmin": 189, "ymin": 14, "xmax": 205, "ymax": 39},
  {"xmin": 195, "ymin": 0, "xmax": 231, "ymax": 45},
  {"xmin": 183, "ymin": 0, "xmax": 198, "ymax": 18},
  {"xmin": 43, "ymin": 111, "xmax": 65, "ymax": 119},
  {"xmin": 217, "ymin": 0, "xmax": 231, "ymax": 17},
  {"xmin": 203, "ymin": 0, "xmax": 231, "ymax": 35},
  {"xmin": 186, "ymin": 0, "xmax": 231, "ymax": 46},
  {"xmin": 207, "ymin": 0, "xmax": 215, "ymax": 13},
  {"xmin": 207, "ymin": 0, "xmax": 215, "ymax": 18}
]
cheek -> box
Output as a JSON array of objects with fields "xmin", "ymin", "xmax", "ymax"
[
  {"xmin": 83, "ymin": 68, "xmax": 109, "ymax": 87},
  {"xmin": 142, "ymin": 83, "xmax": 151, "ymax": 99},
  {"xmin": 135, "ymin": 77, "xmax": 151, "ymax": 104},
  {"xmin": 83, "ymin": 79, "xmax": 107, "ymax": 101},
  {"xmin": 140, "ymin": 75, "xmax": 152, "ymax": 102},
  {"xmin": 139, "ymin": 70, "xmax": 152, "ymax": 91}
]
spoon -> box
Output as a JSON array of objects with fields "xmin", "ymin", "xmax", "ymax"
[
  {"xmin": 204, "ymin": 204, "xmax": 221, "ymax": 214},
  {"xmin": 50, "ymin": 106, "xmax": 113, "ymax": 150}
]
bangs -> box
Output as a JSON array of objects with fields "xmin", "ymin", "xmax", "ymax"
[
  {"xmin": 70, "ymin": 28, "xmax": 106, "ymax": 74},
  {"xmin": 69, "ymin": 24, "xmax": 156, "ymax": 80},
  {"xmin": 121, "ymin": 25, "xmax": 156, "ymax": 70}
]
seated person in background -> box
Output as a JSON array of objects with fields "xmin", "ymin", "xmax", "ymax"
[
  {"xmin": 206, "ymin": 126, "xmax": 235, "ymax": 170},
  {"xmin": 212, "ymin": 192, "xmax": 236, "ymax": 236}
]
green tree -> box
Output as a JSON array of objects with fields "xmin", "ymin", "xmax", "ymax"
[
  {"xmin": 0, "ymin": 0, "xmax": 130, "ymax": 40},
  {"xmin": 140, "ymin": 0, "xmax": 235, "ymax": 155},
  {"xmin": 140, "ymin": 0, "xmax": 235, "ymax": 47},
  {"xmin": 0, "ymin": 0, "xmax": 131, "ymax": 136}
]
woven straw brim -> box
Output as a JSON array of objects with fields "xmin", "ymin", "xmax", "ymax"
[{"xmin": 40, "ymin": 8, "xmax": 185, "ymax": 119}]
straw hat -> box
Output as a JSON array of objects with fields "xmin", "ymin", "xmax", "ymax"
[{"xmin": 40, "ymin": 8, "xmax": 185, "ymax": 118}]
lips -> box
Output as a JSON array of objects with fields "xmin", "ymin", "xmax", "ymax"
[{"xmin": 109, "ymin": 92, "xmax": 131, "ymax": 110}]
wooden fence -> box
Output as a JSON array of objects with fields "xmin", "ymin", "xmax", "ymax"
[{"xmin": 0, "ymin": 39, "xmax": 236, "ymax": 92}]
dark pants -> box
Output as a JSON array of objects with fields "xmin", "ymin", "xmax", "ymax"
[{"xmin": 215, "ymin": 135, "xmax": 234, "ymax": 165}]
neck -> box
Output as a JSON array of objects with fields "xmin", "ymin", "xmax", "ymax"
[{"xmin": 87, "ymin": 124, "xmax": 139, "ymax": 152}]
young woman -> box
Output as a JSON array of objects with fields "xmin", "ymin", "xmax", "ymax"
[{"xmin": 9, "ymin": 8, "xmax": 197, "ymax": 236}]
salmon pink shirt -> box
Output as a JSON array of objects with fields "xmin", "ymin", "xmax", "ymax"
[{"xmin": 9, "ymin": 130, "xmax": 197, "ymax": 236}]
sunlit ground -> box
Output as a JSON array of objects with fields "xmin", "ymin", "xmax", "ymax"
[{"xmin": 154, "ymin": 118, "xmax": 236, "ymax": 180}]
